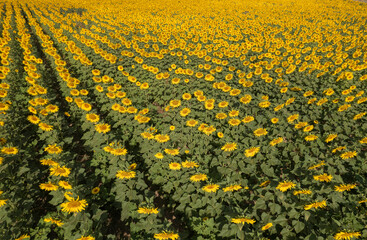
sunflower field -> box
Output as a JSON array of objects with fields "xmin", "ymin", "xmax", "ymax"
[{"xmin": 0, "ymin": 0, "xmax": 367, "ymax": 239}]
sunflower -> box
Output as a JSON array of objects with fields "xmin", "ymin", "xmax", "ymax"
[
  {"xmin": 221, "ymin": 142, "xmax": 237, "ymax": 152},
  {"xmin": 27, "ymin": 115, "xmax": 40, "ymax": 124},
  {"xmin": 303, "ymin": 125, "xmax": 314, "ymax": 132},
  {"xmin": 270, "ymin": 137, "xmax": 283, "ymax": 146},
  {"xmin": 95, "ymin": 123, "xmax": 111, "ymax": 133},
  {"xmin": 304, "ymin": 199, "xmax": 327, "ymax": 211},
  {"xmin": 169, "ymin": 99, "xmax": 181, "ymax": 108},
  {"xmin": 308, "ymin": 161, "xmax": 325, "ymax": 170},
  {"xmin": 1, "ymin": 147, "xmax": 18, "ymax": 155},
  {"xmin": 180, "ymin": 108, "xmax": 191, "ymax": 117},
  {"xmin": 338, "ymin": 104, "xmax": 351, "ymax": 112},
  {"xmin": 39, "ymin": 122, "xmax": 53, "ymax": 131},
  {"xmin": 271, "ymin": 118, "xmax": 279, "ymax": 124},
  {"xmin": 293, "ymin": 189, "xmax": 312, "ymax": 195},
  {"xmin": 169, "ymin": 162, "xmax": 181, "ymax": 170},
  {"xmin": 228, "ymin": 118, "xmax": 241, "ymax": 126},
  {"xmin": 61, "ymin": 195, "xmax": 88, "ymax": 213},
  {"xmin": 223, "ymin": 184, "xmax": 242, "ymax": 192},
  {"xmin": 181, "ymin": 161, "xmax": 199, "ymax": 168},
  {"xmin": 190, "ymin": 174, "xmax": 208, "ymax": 182},
  {"xmin": 40, "ymin": 159, "xmax": 58, "ymax": 166},
  {"xmin": 335, "ymin": 184, "xmax": 357, "ymax": 192},
  {"xmin": 254, "ymin": 128, "xmax": 268, "ymax": 137},
  {"xmin": 44, "ymin": 217, "xmax": 64, "ymax": 227},
  {"xmin": 50, "ymin": 166, "xmax": 71, "ymax": 177},
  {"xmin": 334, "ymin": 232, "xmax": 361, "ymax": 240},
  {"xmin": 202, "ymin": 184, "xmax": 220, "ymax": 193},
  {"xmin": 287, "ymin": 114, "xmax": 299, "ymax": 123},
  {"xmin": 242, "ymin": 116, "xmax": 255, "ymax": 123},
  {"xmin": 58, "ymin": 181, "xmax": 72, "ymax": 189},
  {"xmin": 121, "ymin": 98, "xmax": 132, "ymax": 106},
  {"xmin": 153, "ymin": 231, "xmax": 179, "ymax": 240},
  {"xmin": 186, "ymin": 119, "xmax": 198, "ymax": 127},
  {"xmin": 218, "ymin": 101, "xmax": 229, "ymax": 108},
  {"xmin": 259, "ymin": 101, "xmax": 271, "ymax": 108},
  {"xmin": 91, "ymin": 187, "xmax": 100, "ymax": 194},
  {"xmin": 86, "ymin": 113, "xmax": 100, "ymax": 123},
  {"xmin": 305, "ymin": 135, "xmax": 318, "ymax": 141},
  {"xmin": 313, "ymin": 173, "xmax": 333, "ymax": 182},
  {"xmin": 340, "ymin": 151, "xmax": 357, "ymax": 159},
  {"xmin": 276, "ymin": 181, "xmax": 296, "ymax": 192},
  {"xmin": 155, "ymin": 153, "xmax": 164, "ymax": 159},
  {"xmin": 245, "ymin": 147, "xmax": 260, "ymax": 157},
  {"xmin": 0, "ymin": 199, "xmax": 7, "ymax": 207},
  {"xmin": 116, "ymin": 170, "xmax": 136, "ymax": 179},
  {"xmin": 240, "ymin": 95, "xmax": 252, "ymax": 104},
  {"xmin": 360, "ymin": 138, "xmax": 367, "ymax": 144},
  {"xmin": 155, "ymin": 134, "xmax": 170, "ymax": 143},
  {"xmin": 14, "ymin": 234, "xmax": 30, "ymax": 240},
  {"xmin": 262, "ymin": 223, "xmax": 273, "ymax": 231},
  {"xmin": 138, "ymin": 207, "xmax": 159, "ymax": 214},
  {"xmin": 182, "ymin": 93, "xmax": 191, "ymax": 100},
  {"xmin": 231, "ymin": 218, "xmax": 256, "ymax": 224},
  {"xmin": 40, "ymin": 182, "xmax": 59, "ymax": 191},
  {"xmin": 325, "ymin": 134, "xmax": 337, "ymax": 143},
  {"xmin": 353, "ymin": 112, "xmax": 366, "ymax": 120},
  {"xmin": 44, "ymin": 144, "xmax": 62, "ymax": 154},
  {"xmin": 164, "ymin": 149, "xmax": 179, "ymax": 156}
]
